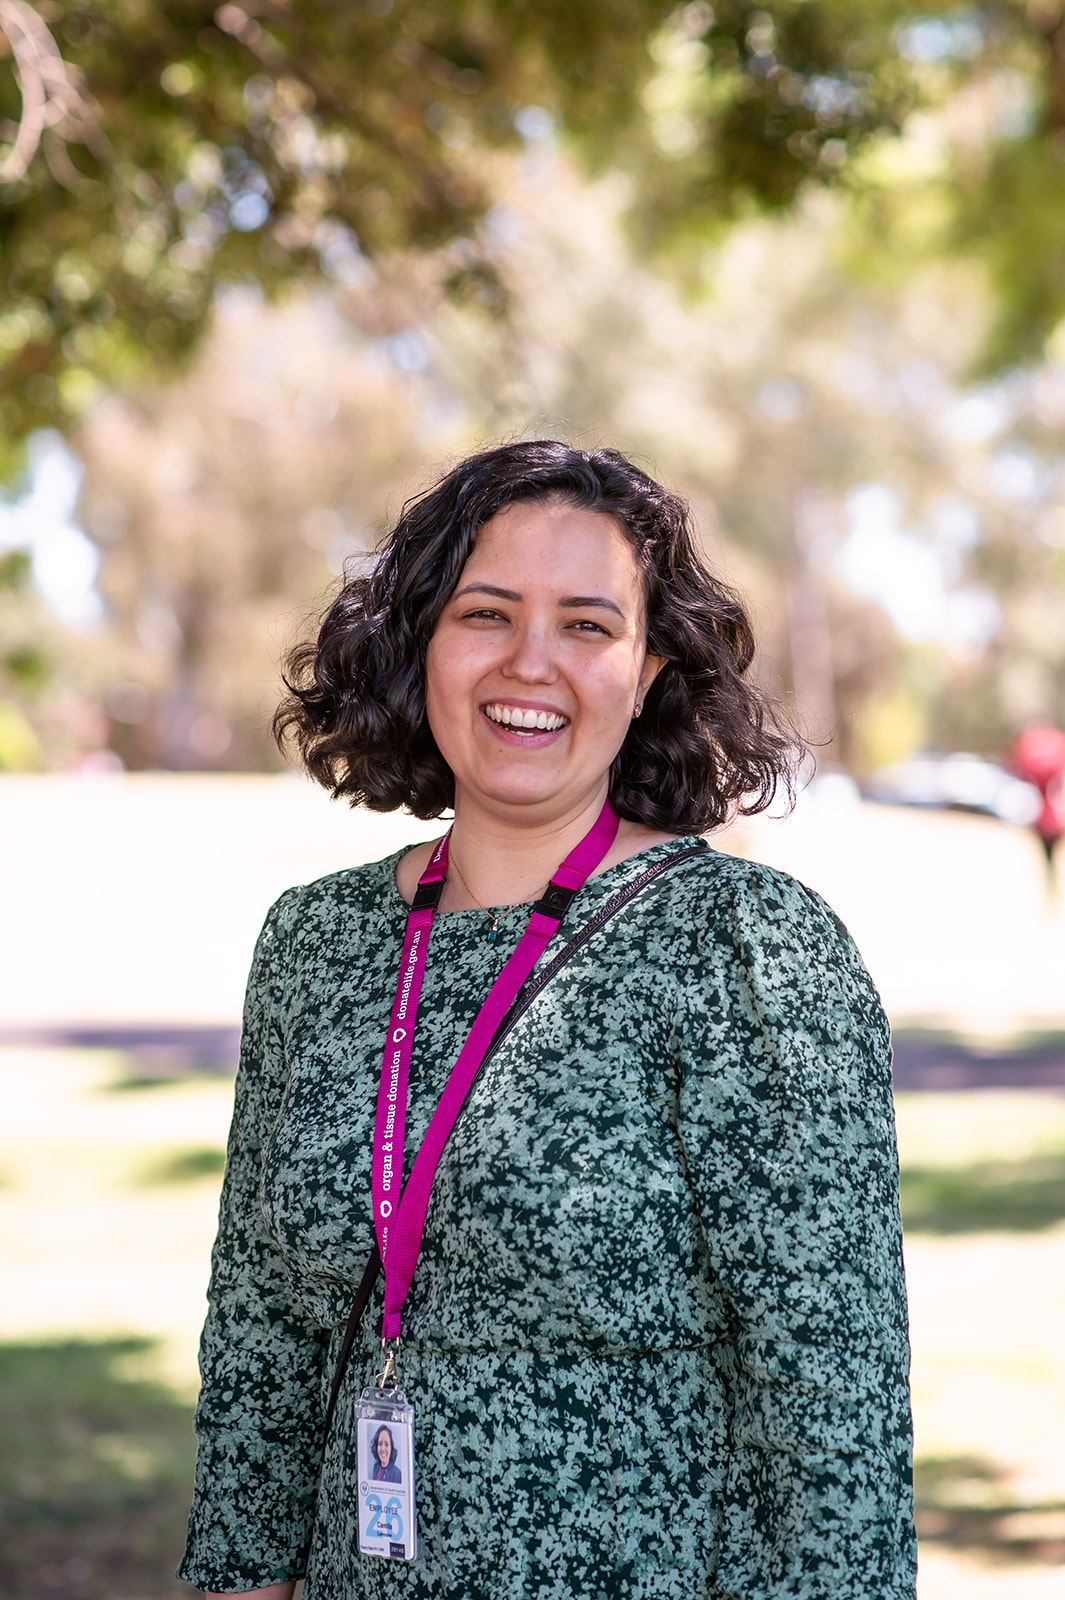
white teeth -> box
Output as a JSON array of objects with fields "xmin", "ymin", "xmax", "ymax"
[{"xmin": 485, "ymin": 703, "xmax": 567, "ymax": 732}]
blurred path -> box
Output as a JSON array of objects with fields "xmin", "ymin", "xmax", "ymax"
[
  {"xmin": 0, "ymin": 773, "xmax": 440, "ymax": 1026},
  {"xmin": 725, "ymin": 786, "xmax": 1065, "ymax": 1038},
  {"xmin": 2, "ymin": 772, "xmax": 1062, "ymax": 1036}
]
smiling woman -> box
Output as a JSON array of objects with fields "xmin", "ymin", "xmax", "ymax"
[
  {"xmin": 179, "ymin": 442, "xmax": 916, "ymax": 1600},
  {"xmin": 273, "ymin": 441, "xmax": 792, "ymax": 835},
  {"xmin": 418, "ymin": 499, "xmax": 671, "ymax": 883}
]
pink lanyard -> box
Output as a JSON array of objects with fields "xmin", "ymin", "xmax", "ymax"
[{"xmin": 371, "ymin": 798, "xmax": 620, "ymax": 1342}]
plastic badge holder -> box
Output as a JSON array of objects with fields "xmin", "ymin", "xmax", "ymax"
[{"xmin": 355, "ymin": 1384, "xmax": 417, "ymax": 1561}]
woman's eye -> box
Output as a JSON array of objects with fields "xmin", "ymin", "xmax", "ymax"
[{"xmin": 569, "ymin": 619, "xmax": 610, "ymax": 634}]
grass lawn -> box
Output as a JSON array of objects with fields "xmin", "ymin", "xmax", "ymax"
[
  {"xmin": 0, "ymin": 1337, "xmax": 199, "ymax": 1600},
  {"xmin": 894, "ymin": 1093, "xmax": 1065, "ymax": 1595},
  {"xmin": 2, "ymin": 1048, "xmax": 1065, "ymax": 1597}
]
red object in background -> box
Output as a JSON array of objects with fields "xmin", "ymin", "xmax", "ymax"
[{"xmin": 1011, "ymin": 725, "xmax": 1065, "ymax": 852}]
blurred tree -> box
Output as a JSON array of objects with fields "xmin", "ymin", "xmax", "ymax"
[
  {"xmin": 624, "ymin": 2, "xmax": 1065, "ymax": 375},
  {"xmin": 7, "ymin": 0, "xmax": 1065, "ymax": 468},
  {"xmin": 432, "ymin": 152, "xmax": 1065, "ymax": 772},
  {"xmin": 0, "ymin": 544, "xmax": 44, "ymax": 766},
  {"xmin": 0, "ymin": 0, "xmax": 980, "ymax": 472},
  {"xmin": 6, "ymin": 0, "xmax": 1065, "ymax": 464},
  {"xmin": 9, "ymin": 141, "xmax": 1063, "ymax": 774},
  {"xmin": 0, "ymin": 501, "xmax": 116, "ymax": 770},
  {"xmin": 75, "ymin": 289, "xmax": 447, "ymax": 771},
  {"xmin": 0, "ymin": 0, "xmax": 659, "ymax": 469},
  {"xmin": 59, "ymin": 155, "xmax": 961, "ymax": 773}
]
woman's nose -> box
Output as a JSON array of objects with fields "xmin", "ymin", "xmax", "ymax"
[{"xmin": 502, "ymin": 624, "xmax": 556, "ymax": 683}]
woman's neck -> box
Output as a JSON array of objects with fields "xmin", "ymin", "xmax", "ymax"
[
  {"xmin": 443, "ymin": 791, "xmax": 612, "ymax": 912},
  {"xmin": 394, "ymin": 793, "xmax": 682, "ymax": 911}
]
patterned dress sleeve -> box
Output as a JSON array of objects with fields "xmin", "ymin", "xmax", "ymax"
[
  {"xmin": 179, "ymin": 887, "xmax": 329, "ymax": 1592},
  {"xmin": 676, "ymin": 863, "xmax": 916, "ymax": 1599}
]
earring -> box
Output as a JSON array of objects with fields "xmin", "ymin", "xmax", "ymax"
[{"xmin": 633, "ymin": 701, "xmax": 643, "ymax": 718}]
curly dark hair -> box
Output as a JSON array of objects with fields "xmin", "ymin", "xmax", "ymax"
[{"xmin": 274, "ymin": 440, "xmax": 800, "ymax": 831}]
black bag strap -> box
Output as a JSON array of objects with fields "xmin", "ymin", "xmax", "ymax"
[
  {"xmin": 319, "ymin": 840, "xmax": 709, "ymax": 1453},
  {"xmin": 321, "ymin": 1239, "xmax": 382, "ymax": 1452},
  {"xmin": 481, "ymin": 842, "xmax": 708, "ymax": 1064}
]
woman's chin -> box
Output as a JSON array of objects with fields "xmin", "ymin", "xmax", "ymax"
[{"xmin": 454, "ymin": 768, "xmax": 592, "ymax": 818}]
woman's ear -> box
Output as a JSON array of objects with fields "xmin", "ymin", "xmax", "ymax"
[{"xmin": 639, "ymin": 653, "xmax": 668, "ymax": 699}]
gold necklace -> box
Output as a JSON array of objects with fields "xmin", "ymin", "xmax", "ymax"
[
  {"xmin": 448, "ymin": 852, "xmax": 506, "ymax": 942},
  {"xmin": 449, "ymin": 852, "xmax": 544, "ymax": 944}
]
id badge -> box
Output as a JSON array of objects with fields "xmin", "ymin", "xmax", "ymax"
[{"xmin": 355, "ymin": 1385, "xmax": 417, "ymax": 1561}]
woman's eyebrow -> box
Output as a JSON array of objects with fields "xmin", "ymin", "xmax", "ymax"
[
  {"xmin": 452, "ymin": 582, "xmax": 625, "ymax": 619},
  {"xmin": 452, "ymin": 582, "xmax": 522, "ymax": 602},
  {"xmin": 558, "ymin": 594, "xmax": 625, "ymax": 618}
]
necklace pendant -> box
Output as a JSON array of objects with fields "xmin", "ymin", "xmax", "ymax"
[{"xmin": 486, "ymin": 918, "xmax": 499, "ymax": 944}]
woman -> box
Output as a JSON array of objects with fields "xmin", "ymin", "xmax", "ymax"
[
  {"xmin": 179, "ymin": 441, "xmax": 916, "ymax": 1599},
  {"xmin": 370, "ymin": 1426, "xmax": 401, "ymax": 1485}
]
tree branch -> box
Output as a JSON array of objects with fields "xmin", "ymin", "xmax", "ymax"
[{"xmin": 0, "ymin": 0, "xmax": 103, "ymax": 184}]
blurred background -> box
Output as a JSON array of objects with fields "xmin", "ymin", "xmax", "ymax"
[{"xmin": 1, "ymin": 2, "xmax": 1064, "ymax": 1596}]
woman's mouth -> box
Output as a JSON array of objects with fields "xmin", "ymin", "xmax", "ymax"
[{"xmin": 482, "ymin": 702, "xmax": 569, "ymax": 735}]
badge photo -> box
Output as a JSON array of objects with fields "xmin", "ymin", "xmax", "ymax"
[{"xmin": 354, "ymin": 1390, "xmax": 417, "ymax": 1561}]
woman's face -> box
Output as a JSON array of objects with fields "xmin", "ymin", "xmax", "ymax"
[
  {"xmin": 425, "ymin": 499, "xmax": 665, "ymax": 828},
  {"xmin": 376, "ymin": 1430, "xmax": 392, "ymax": 1467}
]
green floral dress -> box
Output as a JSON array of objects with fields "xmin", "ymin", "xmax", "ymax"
[{"xmin": 179, "ymin": 838, "xmax": 916, "ymax": 1599}]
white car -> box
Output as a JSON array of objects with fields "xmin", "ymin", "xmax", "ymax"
[{"xmin": 865, "ymin": 753, "xmax": 1042, "ymax": 826}]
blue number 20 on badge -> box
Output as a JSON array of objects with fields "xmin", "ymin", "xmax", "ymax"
[{"xmin": 354, "ymin": 1389, "xmax": 417, "ymax": 1561}]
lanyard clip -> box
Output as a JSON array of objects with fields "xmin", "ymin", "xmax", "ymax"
[
  {"xmin": 376, "ymin": 1336, "xmax": 401, "ymax": 1391},
  {"xmin": 533, "ymin": 881, "xmax": 578, "ymax": 920}
]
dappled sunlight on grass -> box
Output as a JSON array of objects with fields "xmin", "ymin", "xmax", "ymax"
[
  {"xmin": 915, "ymin": 1456, "xmax": 1065, "ymax": 1567},
  {"xmin": 894, "ymin": 1089, "xmax": 1065, "ymax": 1168},
  {"xmin": 0, "ymin": 1047, "xmax": 233, "ymax": 1393},
  {"xmin": 896, "ymin": 1090, "xmax": 1065, "ymax": 1589},
  {"xmin": 0, "ymin": 1337, "xmax": 198, "ymax": 1600},
  {"xmin": 897, "ymin": 1088, "xmax": 1065, "ymax": 1231}
]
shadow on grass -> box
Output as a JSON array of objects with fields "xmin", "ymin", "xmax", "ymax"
[
  {"xmin": 0, "ymin": 1338, "xmax": 199, "ymax": 1600},
  {"xmin": 916, "ymin": 1455, "xmax": 1065, "ymax": 1565},
  {"xmin": 900, "ymin": 1154, "xmax": 1065, "ymax": 1233}
]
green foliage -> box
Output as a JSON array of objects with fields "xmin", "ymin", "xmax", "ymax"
[
  {"xmin": 5, "ymin": 0, "xmax": 1065, "ymax": 452},
  {"xmin": 958, "ymin": 133, "xmax": 1065, "ymax": 372},
  {"xmin": 3, "ymin": 642, "xmax": 49, "ymax": 686},
  {"xmin": 0, "ymin": 0, "xmax": 984, "ymax": 458},
  {"xmin": 6, "ymin": 0, "xmax": 1065, "ymax": 448},
  {"xmin": 835, "ymin": 3, "xmax": 1065, "ymax": 371},
  {"xmin": 0, "ymin": 548, "xmax": 32, "ymax": 590},
  {"xmin": 0, "ymin": 542, "xmax": 52, "ymax": 767},
  {"xmin": 0, "ymin": 0, "xmax": 671, "ymax": 453},
  {"xmin": 622, "ymin": 0, "xmax": 933, "ymax": 241}
]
